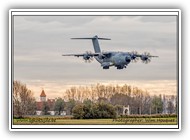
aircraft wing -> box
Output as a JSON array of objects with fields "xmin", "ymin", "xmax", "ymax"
[
  {"xmin": 135, "ymin": 54, "xmax": 159, "ymax": 58},
  {"xmin": 130, "ymin": 52, "xmax": 158, "ymax": 64},
  {"xmin": 62, "ymin": 53, "xmax": 100, "ymax": 57}
]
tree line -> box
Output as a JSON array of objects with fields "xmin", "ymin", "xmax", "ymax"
[
  {"xmin": 13, "ymin": 81, "xmax": 177, "ymax": 118},
  {"xmin": 63, "ymin": 84, "xmax": 169, "ymax": 116}
]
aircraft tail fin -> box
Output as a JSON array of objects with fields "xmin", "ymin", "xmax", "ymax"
[{"xmin": 71, "ymin": 35, "xmax": 110, "ymax": 53}]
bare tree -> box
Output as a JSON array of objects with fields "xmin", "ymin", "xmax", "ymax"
[
  {"xmin": 63, "ymin": 83, "xmax": 164, "ymax": 115},
  {"xmin": 167, "ymin": 101, "xmax": 175, "ymax": 114},
  {"xmin": 13, "ymin": 81, "xmax": 36, "ymax": 117}
]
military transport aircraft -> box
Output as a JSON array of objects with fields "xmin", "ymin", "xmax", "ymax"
[{"xmin": 62, "ymin": 35, "xmax": 158, "ymax": 69}]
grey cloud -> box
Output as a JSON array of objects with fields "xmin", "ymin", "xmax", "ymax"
[
  {"xmin": 14, "ymin": 15, "xmax": 178, "ymax": 83},
  {"xmin": 23, "ymin": 16, "xmax": 96, "ymax": 27},
  {"xmin": 139, "ymin": 16, "xmax": 177, "ymax": 23}
]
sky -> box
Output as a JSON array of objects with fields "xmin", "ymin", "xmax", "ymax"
[{"xmin": 13, "ymin": 14, "xmax": 178, "ymax": 99}]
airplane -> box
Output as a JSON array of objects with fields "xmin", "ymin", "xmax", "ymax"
[{"xmin": 62, "ymin": 35, "xmax": 158, "ymax": 69}]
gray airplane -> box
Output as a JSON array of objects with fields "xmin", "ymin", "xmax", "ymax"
[{"xmin": 62, "ymin": 35, "xmax": 158, "ymax": 69}]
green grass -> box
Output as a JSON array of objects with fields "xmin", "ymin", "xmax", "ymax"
[{"xmin": 13, "ymin": 116, "xmax": 178, "ymax": 125}]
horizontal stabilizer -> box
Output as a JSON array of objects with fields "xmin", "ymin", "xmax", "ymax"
[
  {"xmin": 71, "ymin": 35, "xmax": 110, "ymax": 53},
  {"xmin": 71, "ymin": 35, "xmax": 111, "ymax": 40},
  {"xmin": 71, "ymin": 38, "xmax": 111, "ymax": 40}
]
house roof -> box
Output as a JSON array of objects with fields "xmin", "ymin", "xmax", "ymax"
[
  {"xmin": 36, "ymin": 99, "xmax": 55, "ymax": 111},
  {"xmin": 40, "ymin": 89, "xmax": 46, "ymax": 97},
  {"xmin": 36, "ymin": 102, "xmax": 43, "ymax": 110}
]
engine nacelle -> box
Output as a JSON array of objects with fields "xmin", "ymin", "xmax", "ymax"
[
  {"xmin": 141, "ymin": 55, "xmax": 148, "ymax": 61},
  {"xmin": 98, "ymin": 54, "xmax": 105, "ymax": 59},
  {"xmin": 83, "ymin": 54, "xmax": 90, "ymax": 60}
]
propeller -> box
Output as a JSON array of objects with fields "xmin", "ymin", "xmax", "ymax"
[
  {"xmin": 83, "ymin": 51, "xmax": 94, "ymax": 63},
  {"xmin": 141, "ymin": 52, "xmax": 151, "ymax": 64},
  {"xmin": 130, "ymin": 51, "xmax": 139, "ymax": 63}
]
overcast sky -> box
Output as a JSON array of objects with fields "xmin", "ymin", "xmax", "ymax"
[{"xmin": 13, "ymin": 15, "xmax": 178, "ymax": 98}]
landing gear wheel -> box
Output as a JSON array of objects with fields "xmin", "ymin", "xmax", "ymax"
[{"xmin": 103, "ymin": 66, "xmax": 109, "ymax": 69}]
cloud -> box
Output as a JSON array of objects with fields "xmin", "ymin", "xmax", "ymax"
[
  {"xmin": 13, "ymin": 15, "xmax": 178, "ymax": 85},
  {"xmin": 138, "ymin": 16, "xmax": 177, "ymax": 23}
]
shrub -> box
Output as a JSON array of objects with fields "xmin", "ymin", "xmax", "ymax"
[
  {"xmin": 72, "ymin": 102, "xmax": 117, "ymax": 119},
  {"xmin": 72, "ymin": 104, "xmax": 85, "ymax": 119}
]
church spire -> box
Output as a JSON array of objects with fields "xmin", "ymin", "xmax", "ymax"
[{"xmin": 40, "ymin": 89, "xmax": 46, "ymax": 102}]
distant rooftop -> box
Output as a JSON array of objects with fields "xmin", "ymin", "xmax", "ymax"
[{"xmin": 40, "ymin": 89, "xmax": 46, "ymax": 97}]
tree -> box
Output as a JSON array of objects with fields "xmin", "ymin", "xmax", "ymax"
[
  {"xmin": 54, "ymin": 98, "xmax": 65, "ymax": 115},
  {"xmin": 151, "ymin": 95, "xmax": 163, "ymax": 114},
  {"xmin": 63, "ymin": 83, "xmax": 160, "ymax": 115},
  {"xmin": 13, "ymin": 81, "xmax": 36, "ymax": 117},
  {"xmin": 83, "ymin": 99, "xmax": 94, "ymax": 119},
  {"xmin": 97, "ymin": 97, "xmax": 109, "ymax": 104},
  {"xmin": 65, "ymin": 99, "xmax": 76, "ymax": 115},
  {"xmin": 141, "ymin": 92, "xmax": 151, "ymax": 114},
  {"xmin": 42, "ymin": 102, "xmax": 50, "ymax": 115},
  {"xmin": 175, "ymin": 96, "xmax": 178, "ymax": 114},
  {"xmin": 72, "ymin": 101, "xmax": 117, "ymax": 119},
  {"xmin": 72, "ymin": 104, "xmax": 85, "ymax": 119},
  {"xmin": 110, "ymin": 93, "xmax": 129, "ymax": 106},
  {"xmin": 95, "ymin": 102, "xmax": 116, "ymax": 119},
  {"xmin": 114, "ymin": 105, "xmax": 123, "ymax": 116},
  {"xmin": 167, "ymin": 101, "xmax": 175, "ymax": 114}
]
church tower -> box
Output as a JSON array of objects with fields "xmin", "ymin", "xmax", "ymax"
[{"xmin": 40, "ymin": 89, "xmax": 46, "ymax": 102}]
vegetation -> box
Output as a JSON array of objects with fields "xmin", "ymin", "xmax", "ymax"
[
  {"xmin": 42, "ymin": 102, "xmax": 50, "ymax": 115},
  {"xmin": 65, "ymin": 99, "xmax": 76, "ymax": 115},
  {"xmin": 13, "ymin": 80, "xmax": 177, "ymax": 125},
  {"xmin": 13, "ymin": 81, "xmax": 36, "ymax": 117},
  {"xmin": 63, "ymin": 84, "xmax": 177, "ymax": 115},
  {"xmin": 54, "ymin": 98, "xmax": 65, "ymax": 115},
  {"xmin": 72, "ymin": 100, "xmax": 116, "ymax": 119},
  {"xmin": 13, "ymin": 115, "xmax": 177, "ymax": 125},
  {"xmin": 151, "ymin": 95, "xmax": 163, "ymax": 114}
]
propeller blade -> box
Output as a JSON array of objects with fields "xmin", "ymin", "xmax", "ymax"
[
  {"xmin": 83, "ymin": 51, "xmax": 94, "ymax": 63},
  {"xmin": 131, "ymin": 51, "xmax": 139, "ymax": 63},
  {"xmin": 141, "ymin": 52, "xmax": 152, "ymax": 64}
]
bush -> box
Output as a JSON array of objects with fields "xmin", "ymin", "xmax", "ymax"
[
  {"xmin": 94, "ymin": 102, "xmax": 116, "ymax": 119},
  {"xmin": 72, "ymin": 104, "xmax": 85, "ymax": 119},
  {"xmin": 72, "ymin": 102, "xmax": 117, "ymax": 119}
]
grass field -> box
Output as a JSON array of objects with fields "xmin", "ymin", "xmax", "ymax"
[{"xmin": 13, "ymin": 116, "xmax": 178, "ymax": 125}]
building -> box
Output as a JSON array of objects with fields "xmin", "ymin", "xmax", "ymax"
[
  {"xmin": 40, "ymin": 89, "xmax": 46, "ymax": 102},
  {"xmin": 36, "ymin": 89, "xmax": 66, "ymax": 116},
  {"xmin": 36, "ymin": 89, "xmax": 55, "ymax": 115}
]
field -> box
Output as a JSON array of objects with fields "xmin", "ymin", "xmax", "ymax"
[{"xmin": 13, "ymin": 116, "xmax": 178, "ymax": 125}]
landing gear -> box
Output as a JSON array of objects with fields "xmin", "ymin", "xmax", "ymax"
[
  {"xmin": 116, "ymin": 65, "xmax": 126, "ymax": 69},
  {"xmin": 116, "ymin": 66, "xmax": 123, "ymax": 69},
  {"xmin": 103, "ymin": 66, "xmax": 109, "ymax": 69}
]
